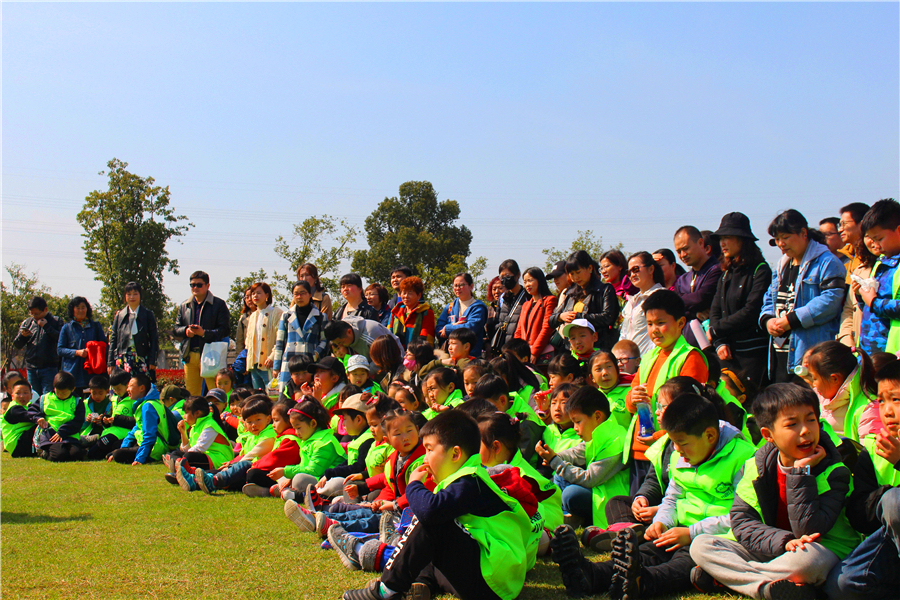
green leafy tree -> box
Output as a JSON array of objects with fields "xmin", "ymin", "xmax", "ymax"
[
  {"xmin": 352, "ymin": 181, "xmax": 474, "ymax": 303},
  {"xmin": 274, "ymin": 215, "xmax": 358, "ymax": 296},
  {"xmin": 226, "ymin": 269, "xmax": 290, "ymax": 333},
  {"xmin": 77, "ymin": 159, "xmax": 193, "ymax": 325},
  {"xmin": 1, "ymin": 263, "xmax": 70, "ymax": 369},
  {"xmin": 542, "ymin": 230, "xmax": 621, "ymax": 273},
  {"xmin": 418, "ymin": 255, "xmax": 489, "ymax": 310}
]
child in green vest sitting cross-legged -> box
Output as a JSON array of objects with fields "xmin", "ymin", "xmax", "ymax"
[
  {"xmin": 162, "ymin": 395, "xmax": 234, "ymax": 484},
  {"xmin": 690, "ymin": 383, "xmax": 862, "ymax": 600},
  {"xmin": 240, "ymin": 399, "xmax": 303, "ymax": 497},
  {"xmin": 341, "ymin": 409, "xmax": 534, "ymax": 600},
  {"xmin": 108, "ymin": 373, "xmax": 170, "ymax": 465},
  {"xmin": 28, "ymin": 371, "xmax": 86, "ymax": 462},
  {"xmin": 2, "ymin": 379, "xmax": 37, "ymax": 457},
  {"xmin": 84, "ymin": 368, "xmax": 133, "ymax": 460},
  {"xmin": 80, "ymin": 375, "xmax": 112, "ymax": 441},
  {"xmin": 552, "ymin": 392, "xmax": 755, "ymax": 599},
  {"xmin": 477, "ymin": 374, "xmax": 544, "ymax": 469}
]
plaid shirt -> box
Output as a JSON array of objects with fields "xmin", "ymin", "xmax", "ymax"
[{"xmin": 273, "ymin": 306, "xmax": 328, "ymax": 391}]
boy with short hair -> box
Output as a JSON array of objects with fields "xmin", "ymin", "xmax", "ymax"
[
  {"xmin": 109, "ymin": 373, "xmax": 171, "ymax": 465},
  {"xmin": 2, "ymin": 379, "xmax": 38, "ymax": 457},
  {"xmin": 612, "ymin": 339, "xmax": 642, "ymax": 377},
  {"xmin": 84, "ymin": 369, "xmax": 134, "ymax": 460},
  {"xmin": 553, "ymin": 393, "xmax": 755, "ymax": 598},
  {"xmin": 476, "ymin": 374, "xmax": 544, "ymax": 465},
  {"xmin": 536, "ymin": 387, "xmax": 628, "ymax": 529},
  {"xmin": 825, "ymin": 361, "xmax": 900, "ymax": 599},
  {"xmin": 80, "ymin": 374, "xmax": 112, "ymax": 440},
  {"xmin": 282, "ymin": 355, "xmax": 313, "ymax": 401},
  {"xmin": 563, "ymin": 319, "xmax": 598, "ymax": 367},
  {"xmin": 690, "ymin": 383, "xmax": 861, "ymax": 600},
  {"xmin": 857, "ymin": 198, "xmax": 900, "ymax": 354},
  {"xmin": 342, "ymin": 409, "xmax": 533, "ymax": 600},
  {"xmin": 442, "ymin": 327, "xmax": 477, "ymax": 370}
]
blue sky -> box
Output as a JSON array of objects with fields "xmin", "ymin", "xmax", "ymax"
[{"xmin": 3, "ymin": 2, "xmax": 898, "ymax": 306}]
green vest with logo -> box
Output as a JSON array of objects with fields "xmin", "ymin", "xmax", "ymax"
[
  {"xmin": 1, "ymin": 407, "xmax": 34, "ymax": 455},
  {"xmin": 79, "ymin": 398, "xmax": 111, "ymax": 437},
  {"xmin": 364, "ymin": 441, "xmax": 392, "ymax": 477},
  {"xmin": 134, "ymin": 399, "xmax": 170, "ymax": 461},
  {"xmin": 542, "ymin": 423, "xmax": 580, "ymax": 453},
  {"xmin": 586, "ymin": 418, "xmax": 630, "ymax": 528},
  {"xmin": 433, "ymin": 455, "xmax": 533, "ymax": 600},
  {"xmin": 862, "ymin": 435, "xmax": 900, "ymax": 487},
  {"xmin": 41, "ymin": 392, "xmax": 79, "ymax": 433},
  {"xmin": 189, "ymin": 413, "xmax": 235, "ymax": 468},
  {"xmin": 346, "ymin": 427, "xmax": 374, "ymax": 465},
  {"xmin": 510, "ymin": 450, "xmax": 564, "ymax": 531},
  {"xmin": 603, "ymin": 385, "xmax": 632, "ymax": 429},
  {"xmin": 100, "ymin": 394, "xmax": 133, "ymax": 440}
]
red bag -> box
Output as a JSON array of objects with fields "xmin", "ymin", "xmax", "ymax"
[{"xmin": 84, "ymin": 340, "xmax": 108, "ymax": 374}]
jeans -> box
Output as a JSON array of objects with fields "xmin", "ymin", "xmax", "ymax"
[
  {"xmin": 324, "ymin": 507, "xmax": 381, "ymax": 534},
  {"xmin": 214, "ymin": 460, "xmax": 253, "ymax": 490},
  {"xmin": 27, "ymin": 367, "xmax": 56, "ymax": 398},
  {"xmin": 562, "ymin": 484, "xmax": 593, "ymax": 523},
  {"xmin": 824, "ymin": 488, "xmax": 900, "ymax": 600},
  {"xmin": 249, "ymin": 368, "xmax": 271, "ymax": 390}
]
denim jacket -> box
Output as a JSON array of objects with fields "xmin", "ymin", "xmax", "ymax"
[{"xmin": 760, "ymin": 240, "xmax": 846, "ymax": 378}]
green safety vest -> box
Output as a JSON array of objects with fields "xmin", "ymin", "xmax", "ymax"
[
  {"xmin": 271, "ymin": 431, "xmax": 302, "ymax": 452},
  {"xmin": 384, "ymin": 450, "xmax": 426, "ymax": 494},
  {"xmin": 100, "ymin": 394, "xmax": 133, "ymax": 440},
  {"xmin": 734, "ymin": 456, "xmax": 862, "ymax": 559},
  {"xmin": 602, "ymin": 385, "xmax": 632, "ymax": 429},
  {"xmin": 188, "ymin": 413, "xmax": 235, "ymax": 469},
  {"xmin": 290, "ymin": 428, "xmax": 347, "ymax": 479},
  {"xmin": 422, "ymin": 389, "xmax": 464, "ymax": 420},
  {"xmin": 171, "ymin": 399, "xmax": 185, "ymax": 415},
  {"xmin": 669, "ymin": 432, "xmax": 756, "ymax": 528},
  {"xmin": 133, "ymin": 399, "xmax": 171, "ymax": 461},
  {"xmin": 834, "ymin": 367, "xmax": 874, "ymax": 443},
  {"xmin": 715, "ymin": 381, "xmax": 755, "ymax": 443},
  {"xmin": 241, "ymin": 424, "xmax": 276, "ymax": 462},
  {"xmin": 41, "ymin": 392, "xmax": 79, "ymax": 433},
  {"xmin": 364, "ymin": 441, "xmax": 392, "ymax": 478},
  {"xmin": 346, "ymin": 427, "xmax": 374, "ymax": 465},
  {"xmin": 433, "ymin": 455, "xmax": 533, "ymax": 600},
  {"xmin": 510, "ymin": 450, "xmax": 564, "ymax": 532},
  {"xmin": 585, "ymin": 418, "xmax": 630, "ymax": 528},
  {"xmin": 1, "ymin": 406, "xmax": 34, "ymax": 455},
  {"xmin": 506, "ymin": 388, "xmax": 544, "ymax": 427},
  {"xmin": 862, "ymin": 435, "xmax": 900, "ymax": 487},
  {"xmin": 820, "ymin": 420, "xmax": 843, "ymax": 448},
  {"xmin": 542, "ymin": 423, "xmax": 580, "ymax": 453},
  {"xmin": 873, "ymin": 259, "xmax": 900, "ymax": 353},
  {"xmin": 79, "ymin": 398, "xmax": 111, "ymax": 437},
  {"xmin": 322, "ymin": 388, "xmax": 341, "ymax": 412},
  {"xmin": 643, "ymin": 433, "xmax": 671, "ymax": 493}
]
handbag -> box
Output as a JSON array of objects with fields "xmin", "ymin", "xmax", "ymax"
[{"xmin": 200, "ymin": 341, "xmax": 229, "ymax": 378}]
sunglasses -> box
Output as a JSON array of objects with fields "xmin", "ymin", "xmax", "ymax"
[
  {"xmin": 190, "ymin": 283, "xmax": 205, "ymax": 289},
  {"xmin": 627, "ymin": 266, "xmax": 645, "ymax": 275}
]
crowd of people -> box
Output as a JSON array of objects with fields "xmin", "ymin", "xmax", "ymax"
[{"xmin": 3, "ymin": 200, "xmax": 900, "ymax": 600}]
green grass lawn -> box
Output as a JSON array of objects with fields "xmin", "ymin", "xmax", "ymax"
[{"xmin": 1, "ymin": 454, "xmax": 729, "ymax": 600}]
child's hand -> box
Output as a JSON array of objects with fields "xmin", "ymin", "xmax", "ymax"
[
  {"xmin": 312, "ymin": 378, "xmax": 323, "ymax": 399},
  {"xmin": 344, "ymin": 473, "xmax": 363, "ymax": 483},
  {"xmin": 131, "ymin": 461, "xmax": 141, "ymax": 467},
  {"xmin": 534, "ymin": 390, "xmax": 552, "ymax": 414},
  {"xmin": 786, "ymin": 533, "xmax": 820, "ymax": 552},
  {"xmin": 102, "ymin": 416, "xmax": 112, "ymax": 425},
  {"xmin": 653, "ymin": 526, "xmax": 692, "ymax": 551},
  {"xmin": 380, "ymin": 501, "xmax": 396, "ymax": 512},
  {"xmin": 344, "ymin": 484, "xmax": 359, "ymax": 499},
  {"xmin": 300, "ymin": 382, "xmax": 313, "ymax": 397},
  {"xmin": 636, "ymin": 434, "xmax": 657, "ymax": 446},
  {"xmin": 37, "ymin": 418, "xmax": 49, "ymax": 429},
  {"xmin": 875, "ymin": 432, "xmax": 900, "ymax": 465},
  {"xmin": 267, "ymin": 467, "xmax": 285, "ymax": 480},
  {"xmin": 409, "ymin": 465, "xmax": 429, "ymax": 483},
  {"xmin": 318, "ymin": 476, "xmax": 328, "ymax": 488},
  {"xmin": 631, "ymin": 497, "xmax": 658, "ymax": 523},
  {"xmin": 177, "ymin": 420, "xmax": 186, "ymax": 434},
  {"xmin": 357, "ymin": 501, "xmax": 373, "ymax": 509},
  {"xmin": 794, "ymin": 445, "xmax": 827, "ymax": 469},
  {"xmin": 430, "ymin": 403, "xmax": 449, "ymax": 413},
  {"xmin": 859, "ymin": 285, "xmax": 877, "ymax": 307},
  {"xmin": 644, "ymin": 522, "xmax": 666, "ymax": 541},
  {"xmin": 534, "ymin": 441, "xmax": 556, "ymax": 463},
  {"xmin": 631, "ymin": 385, "xmax": 650, "ymax": 405},
  {"xmin": 49, "ymin": 433, "xmax": 62, "ymax": 443},
  {"xmin": 370, "ymin": 499, "xmax": 384, "ymax": 511}
]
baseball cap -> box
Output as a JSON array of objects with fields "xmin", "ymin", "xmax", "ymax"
[{"xmin": 561, "ymin": 318, "xmax": 596, "ymax": 338}]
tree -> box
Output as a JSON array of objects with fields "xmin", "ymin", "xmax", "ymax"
[
  {"xmin": 273, "ymin": 215, "xmax": 358, "ymax": 295},
  {"xmin": 352, "ymin": 181, "xmax": 475, "ymax": 304},
  {"xmin": 77, "ymin": 159, "xmax": 192, "ymax": 325},
  {"xmin": 1, "ymin": 263, "xmax": 70, "ymax": 369},
  {"xmin": 226, "ymin": 269, "xmax": 291, "ymax": 333},
  {"xmin": 418, "ymin": 254, "xmax": 489, "ymax": 309},
  {"xmin": 542, "ymin": 230, "xmax": 622, "ymax": 272}
]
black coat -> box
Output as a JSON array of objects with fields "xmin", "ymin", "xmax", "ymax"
[
  {"xmin": 13, "ymin": 313, "xmax": 64, "ymax": 369},
  {"xmin": 548, "ymin": 276, "xmax": 620, "ymax": 349},
  {"xmin": 846, "ymin": 448, "xmax": 899, "ymax": 535},
  {"xmin": 107, "ymin": 306, "xmax": 160, "ymax": 367},
  {"xmin": 172, "ymin": 292, "xmax": 231, "ymax": 361},
  {"xmin": 708, "ymin": 260, "xmax": 772, "ymax": 354}
]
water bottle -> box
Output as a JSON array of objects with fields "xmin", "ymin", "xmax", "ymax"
[{"xmin": 636, "ymin": 402, "xmax": 655, "ymax": 437}]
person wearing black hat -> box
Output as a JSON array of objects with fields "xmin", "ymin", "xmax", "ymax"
[
  {"xmin": 306, "ymin": 356, "xmax": 347, "ymax": 413},
  {"xmin": 707, "ymin": 212, "xmax": 773, "ymax": 389}
]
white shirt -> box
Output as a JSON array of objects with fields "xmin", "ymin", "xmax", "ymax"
[{"xmin": 619, "ymin": 284, "xmax": 664, "ymax": 357}]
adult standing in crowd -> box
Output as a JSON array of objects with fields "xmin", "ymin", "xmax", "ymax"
[
  {"xmin": 618, "ymin": 251, "xmax": 665, "ymax": 356},
  {"xmin": 546, "ymin": 260, "xmax": 570, "ymax": 296},
  {"xmin": 838, "ymin": 234, "xmax": 880, "ymax": 348},
  {"xmin": 484, "ymin": 276, "xmax": 503, "ymax": 355},
  {"xmin": 233, "ymin": 287, "xmax": 255, "ymax": 356},
  {"xmin": 107, "ymin": 282, "xmax": 159, "ymax": 381},
  {"xmin": 58, "ymin": 297, "xmax": 108, "ymax": 392},
  {"xmin": 436, "ymin": 272, "xmax": 488, "ymax": 357},
  {"xmin": 364, "ymin": 283, "xmax": 391, "ymax": 327},
  {"xmin": 673, "ymin": 225, "xmax": 723, "ymax": 345},
  {"xmin": 549, "ymin": 251, "xmax": 619, "ymax": 350},
  {"xmin": 760, "ymin": 209, "xmax": 846, "ymax": 383},
  {"xmin": 324, "ymin": 315, "xmax": 401, "ymax": 362},
  {"xmin": 838, "ymin": 202, "xmax": 871, "ymax": 282},
  {"xmin": 334, "ymin": 273, "xmax": 379, "ymax": 322},
  {"xmin": 819, "ymin": 217, "xmax": 845, "ymax": 259},
  {"xmin": 514, "ymin": 267, "xmax": 558, "ymax": 364},
  {"xmin": 652, "ymin": 248, "xmax": 685, "ymax": 291},
  {"xmin": 296, "ymin": 263, "xmax": 333, "ymax": 320},
  {"xmin": 491, "ymin": 259, "xmax": 527, "ymax": 355},
  {"xmin": 389, "ymin": 276, "xmax": 436, "ymax": 348},
  {"xmin": 386, "ymin": 266, "xmax": 413, "ymax": 310},
  {"xmin": 173, "ymin": 270, "xmax": 231, "ymax": 396},
  {"xmin": 599, "ymin": 249, "xmax": 638, "ymax": 300},
  {"xmin": 244, "ymin": 282, "xmax": 284, "ymax": 390},
  {"xmin": 13, "ymin": 296, "xmax": 63, "ymax": 397},
  {"xmin": 707, "ymin": 213, "xmax": 772, "ymax": 389}
]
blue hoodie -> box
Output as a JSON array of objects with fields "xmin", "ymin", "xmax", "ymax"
[
  {"xmin": 120, "ymin": 384, "xmax": 162, "ymax": 464},
  {"xmin": 859, "ymin": 253, "xmax": 900, "ymax": 354}
]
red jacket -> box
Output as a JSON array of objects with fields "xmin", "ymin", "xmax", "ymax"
[
  {"xmin": 514, "ymin": 294, "xmax": 559, "ymax": 357},
  {"xmin": 364, "ymin": 442, "xmax": 431, "ymax": 509},
  {"xmin": 253, "ymin": 428, "xmax": 301, "ymax": 472}
]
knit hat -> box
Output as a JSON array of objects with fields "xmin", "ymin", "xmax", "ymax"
[{"xmin": 713, "ymin": 212, "xmax": 758, "ymax": 241}]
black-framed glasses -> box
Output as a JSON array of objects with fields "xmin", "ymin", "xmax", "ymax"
[
  {"xmin": 190, "ymin": 282, "xmax": 205, "ymax": 288},
  {"xmin": 617, "ymin": 356, "xmax": 639, "ymax": 363}
]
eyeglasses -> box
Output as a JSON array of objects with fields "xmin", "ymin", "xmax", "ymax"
[
  {"xmin": 627, "ymin": 266, "xmax": 645, "ymax": 275},
  {"xmin": 452, "ymin": 283, "xmax": 468, "ymax": 289},
  {"xmin": 616, "ymin": 356, "xmax": 639, "ymax": 363},
  {"xmin": 190, "ymin": 283, "xmax": 205, "ymax": 289}
]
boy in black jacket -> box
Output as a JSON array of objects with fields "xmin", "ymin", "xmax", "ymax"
[
  {"xmin": 824, "ymin": 361, "xmax": 900, "ymax": 599},
  {"xmin": 690, "ymin": 383, "xmax": 862, "ymax": 600}
]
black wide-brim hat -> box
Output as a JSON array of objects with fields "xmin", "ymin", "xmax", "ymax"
[{"xmin": 713, "ymin": 212, "xmax": 758, "ymax": 241}]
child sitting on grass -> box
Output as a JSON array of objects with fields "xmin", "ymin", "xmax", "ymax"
[
  {"xmin": 589, "ymin": 350, "xmax": 632, "ymax": 428},
  {"xmin": 273, "ymin": 399, "xmax": 346, "ymax": 500},
  {"xmin": 346, "ymin": 355, "xmax": 382, "ymax": 395},
  {"xmin": 164, "ymin": 395, "xmax": 235, "ymax": 483},
  {"xmin": 2, "ymin": 379, "xmax": 37, "ymax": 457},
  {"xmin": 306, "ymin": 357, "xmax": 348, "ymax": 414},
  {"xmin": 108, "ymin": 373, "xmax": 169, "ymax": 465},
  {"xmin": 489, "ymin": 351, "xmax": 542, "ymax": 415},
  {"xmin": 535, "ymin": 386, "xmax": 628, "ymax": 530},
  {"xmin": 422, "ymin": 368, "xmax": 464, "ymax": 420},
  {"xmin": 84, "ymin": 368, "xmax": 133, "ymax": 460},
  {"xmin": 552, "ymin": 392, "xmax": 755, "ymax": 599},
  {"xmin": 282, "ymin": 355, "xmax": 313, "ymax": 401},
  {"xmin": 29, "ymin": 371, "xmax": 85, "ymax": 462},
  {"xmin": 214, "ymin": 367, "xmax": 236, "ymax": 409},
  {"xmin": 341, "ymin": 410, "xmax": 533, "ymax": 600},
  {"xmin": 462, "ymin": 360, "xmax": 487, "ymax": 399},
  {"xmin": 240, "ymin": 399, "xmax": 303, "ymax": 497},
  {"xmin": 80, "ymin": 374, "xmax": 111, "ymax": 440},
  {"xmin": 690, "ymin": 383, "xmax": 861, "ymax": 600},
  {"xmin": 825, "ymin": 360, "xmax": 900, "ymax": 599},
  {"xmin": 477, "ymin": 374, "xmax": 544, "ymax": 468},
  {"xmin": 540, "ymin": 383, "xmax": 581, "ymax": 454}
]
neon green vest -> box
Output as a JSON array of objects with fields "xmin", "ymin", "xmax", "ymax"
[
  {"xmin": 542, "ymin": 423, "xmax": 580, "ymax": 453},
  {"xmin": 347, "ymin": 427, "xmax": 374, "ymax": 465},
  {"xmin": 510, "ymin": 450, "xmax": 564, "ymax": 531},
  {"xmin": 837, "ymin": 367, "xmax": 873, "ymax": 442},
  {"xmin": 188, "ymin": 413, "xmax": 235, "ymax": 468},
  {"xmin": 644, "ymin": 433, "xmax": 671, "ymax": 492},
  {"xmin": 715, "ymin": 380, "xmax": 754, "ymax": 443},
  {"xmin": 100, "ymin": 394, "xmax": 133, "ymax": 440},
  {"xmin": 585, "ymin": 418, "xmax": 631, "ymax": 528},
  {"xmin": 384, "ymin": 450, "xmax": 426, "ymax": 493},
  {"xmin": 873, "ymin": 259, "xmax": 900, "ymax": 353},
  {"xmin": 41, "ymin": 392, "xmax": 79, "ymax": 432},
  {"xmin": 364, "ymin": 441, "xmax": 392, "ymax": 477},
  {"xmin": 602, "ymin": 385, "xmax": 632, "ymax": 429},
  {"xmin": 322, "ymin": 388, "xmax": 341, "ymax": 411},
  {"xmin": 1, "ymin": 407, "xmax": 34, "ymax": 455},
  {"xmin": 670, "ymin": 432, "xmax": 756, "ymax": 527},
  {"xmin": 292, "ymin": 428, "xmax": 346, "ymax": 478},
  {"xmin": 507, "ymin": 391, "xmax": 544, "ymax": 427},
  {"xmin": 433, "ymin": 455, "xmax": 533, "ymax": 600},
  {"xmin": 422, "ymin": 389, "xmax": 464, "ymax": 420},
  {"xmin": 133, "ymin": 399, "xmax": 170, "ymax": 461},
  {"xmin": 79, "ymin": 398, "xmax": 111, "ymax": 437},
  {"xmin": 241, "ymin": 423, "xmax": 276, "ymax": 462},
  {"xmin": 735, "ymin": 456, "xmax": 862, "ymax": 559},
  {"xmin": 863, "ymin": 435, "xmax": 900, "ymax": 487}
]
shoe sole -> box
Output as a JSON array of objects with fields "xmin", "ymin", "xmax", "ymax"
[
  {"xmin": 163, "ymin": 454, "xmax": 175, "ymax": 474},
  {"xmin": 304, "ymin": 483, "xmax": 318, "ymax": 512},
  {"xmin": 610, "ymin": 528, "xmax": 641, "ymax": 600},
  {"xmin": 284, "ymin": 500, "xmax": 316, "ymax": 532},
  {"xmin": 242, "ymin": 484, "xmax": 271, "ymax": 498},
  {"xmin": 589, "ymin": 530, "xmax": 618, "ymax": 553},
  {"xmin": 549, "ymin": 525, "xmax": 591, "ymax": 598},
  {"xmin": 194, "ymin": 468, "xmax": 213, "ymax": 495},
  {"xmin": 763, "ymin": 580, "xmax": 817, "ymax": 600},
  {"xmin": 327, "ymin": 524, "xmax": 361, "ymax": 571},
  {"xmin": 175, "ymin": 468, "xmax": 196, "ymax": 492},
  {"xmin": 406, "ymin": 582, "xmax": 432, "ymax": 600},
  {"xmin": 315, "ymin": 513, "xmax": 332, "ymax": 539},
  {"xmin": 164, "ymin": 473, "xmax": 179, "ymax": 485}
]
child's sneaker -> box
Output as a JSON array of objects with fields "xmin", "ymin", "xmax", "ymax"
[
  {"xmin": 379, "ymin": 511, "xmax": 399, "ymax": 544},
  {"xmin": 281, "ymin": 487, "xmax": 301, "ymax": 503},
  {"xmin": 316, "ymin": 512, "xmax": 338, "ymax": 539},
  {"xmin": 163, "ymin": 453, "xmax": 176, "ymax": 474},
  {"xmin": 194, "ymin": 468, "xmax": 217, "ymax": 495},
  {"xmin": 175, "ymin": 464, "xmax": 199, "ymax": 492},
  {"xmin": 405, "ymin": 583, "xmax": 431, "ymax": 600},
  {"xmin": 328, "ymin": 524, "xmax": 363, "ymax": 570},
  {"xmin": 342, "ymin": 578, "xmax": 385, "ymax": 600},
  {"xmin": 305, "ymin": 484, "xmax": 327, "ymax": 512},
  {"xmin": 690, "ymin": 567, "xmax": 728, "ymax": 594},
  {"xmin": 242, "ymin": 483, "xmax": 271, "ymax": 498},
  {"xmin": 164, "ymin": 473, "xmax": 179, "ymax": 485},
  {"xmin": 284, "ymin": 500, "xmax": 316, "ymax": 532},
  {"xmin": 760, "ymin": 580, "xmax": 816, "ymax": 600},
  {"xmin": 609, "ymin": 527, "xmax": 642, "ymax": 600},
  {"xmin": 549, "ymin": 525, "xmax": 593, "ymax": 598}
]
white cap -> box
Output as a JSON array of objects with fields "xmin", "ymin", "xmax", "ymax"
[
  {"xmin": 561, "ymin": 318, "xmax": 595, "ymax": 338},
  {"xmin": 346, "ymin": 354, "xmax": 371, "ymax": 373}
]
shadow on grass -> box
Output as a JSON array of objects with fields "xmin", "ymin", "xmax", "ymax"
[{"xmin": 1, "ymin": 512, "xmax": 93, "ymax": 524}]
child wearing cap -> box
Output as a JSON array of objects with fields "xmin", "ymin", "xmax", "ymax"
[
  {"xmin": 205, "ymin": 388, "xmax": 238, "ymax": 441},
  {"xmin": 306, "ymin": 357, "xmax": 348, "ymax": 414},
  {"xmin": 160, "ymin": 384, "xmax": 188, "ymax": 419},
  {"xmin": 563, "ymin": 319, "xmax": 599, "ymax": 369},
  {"xmin": 346, "ymin": 355, "xmax": 383, "ymax": 395}
]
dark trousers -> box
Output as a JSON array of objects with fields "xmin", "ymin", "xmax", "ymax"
[
  {"xmin": 110, "ymin": 446, "xmax": 156, "ymax": 464},
  {"xmin": 168, "ymin": 449, "xmax": 213, "ymax": 469},
  {"xmin": 246, "ymin": 468, "xmax": 278, "ymax": 488},
  {"xmin": 10, "ymin": 427, "xmax": 37, "ymax": 457},
  {"xmin": 590, "ymin": 540, "xmax": 695, "ymax": 596},
  {"xmin": 46, "ymin": 442, "xmax": 85, "ymax": 462},
  {"xmin": 605, "ymin": 495, "xmax": 640, "ymax": 526},
  {"xmin": 382, "ymin": 516, "xmax": 501, "ymax": 600},
  {"xmin": 85, "ymin": 434, "xmax": 122, "ymax": 461}
]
